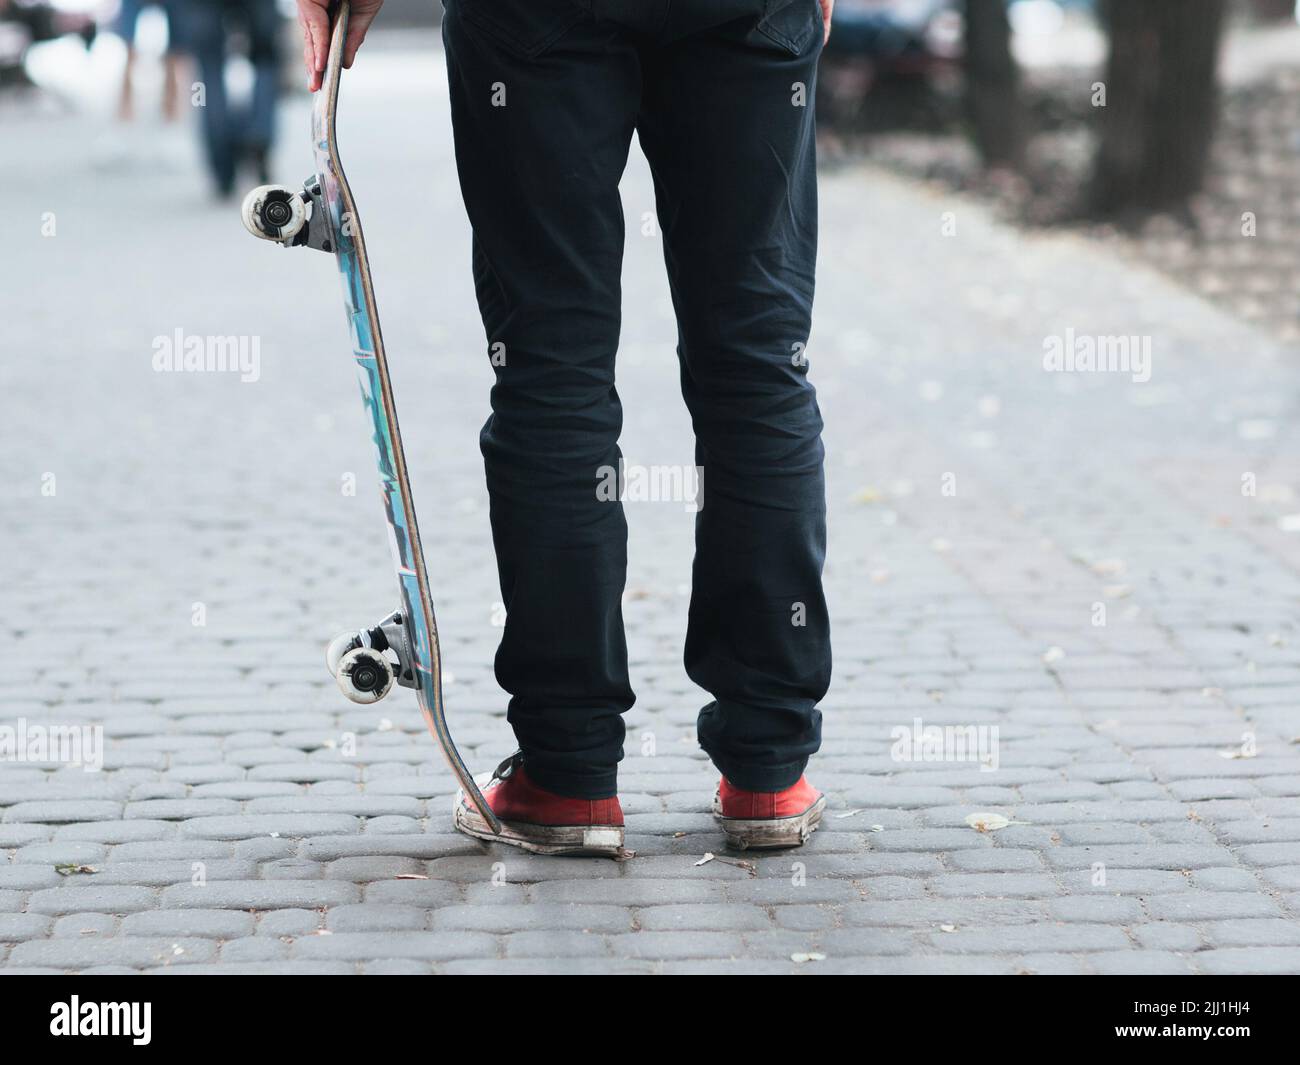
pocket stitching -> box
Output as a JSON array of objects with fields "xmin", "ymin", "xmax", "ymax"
[
  {"xmin": 756, "ymin": 2, "xmax": 818, "ymax": 56},
  {"xmin": 459, "ymin": 3, "xmax": 584, "ymax": 59}
]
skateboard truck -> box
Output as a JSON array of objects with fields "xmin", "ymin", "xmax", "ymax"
[
  {"xmin": 325, "ymin": 611, "xmax": 420, "ymax": 704},
  {"xmin": 240, "ymin": 179, "xmax": 334, "ymax": 254}
]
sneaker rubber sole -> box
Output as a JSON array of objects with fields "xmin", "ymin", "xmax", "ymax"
[
  {"xmin": 712, "ymin": 791, "xmax": 827, "ymax": 850},
  {"xmin": 453, "ymin": 791, "xmax": 627, "ymax": 858}
]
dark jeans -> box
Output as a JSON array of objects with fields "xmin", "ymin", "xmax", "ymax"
[
  {"xmin": 443, "ymin": 0, "xmax": 831, "ymax": 798},
  {"xmin": 186, "ymin": 0, "xmax": 279, "ymax": 195}
]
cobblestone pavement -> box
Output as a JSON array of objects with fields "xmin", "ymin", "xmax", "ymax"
[{"xmin": 3, "ymin": 37, "xmax": 1300, "ymax": 974}]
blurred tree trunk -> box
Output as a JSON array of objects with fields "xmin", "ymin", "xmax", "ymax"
[
  {"xmin": 1089, "ymin": 0, "xmax": 1227, "ymax": 218},
  {"xmin": 964, "ymin": 0, "xmax": 1026, "ymax": 169}
]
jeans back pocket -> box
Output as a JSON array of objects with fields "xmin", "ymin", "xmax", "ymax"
[{"xmin": 453, "ymin": 0, "xmax": 585, "ymax": 59}]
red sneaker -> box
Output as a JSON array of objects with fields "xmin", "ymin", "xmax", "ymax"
[
  {"xmin": 453, "ymin": 753, "xmax": 626, "ymax": 858},
  {"xmin": 712, "ymin": 775, "xmax": 826, "ymax": 850}
]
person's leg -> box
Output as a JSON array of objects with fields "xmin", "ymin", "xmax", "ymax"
[
  {"xmin": 637, "ymin": 0, "xmax": 831, "ymax": 791},
  {"xmin": 240, "ymin": 0, "xmax": 279, "ymax": 178},
  {"xmin": 184, "ymin": 0, "xmax": 235, "ymax": 195},
  {"xmin": 159, "ymin": 0, "xmax": 184, "ymax": 121},
  {"xmin": 114, "ymin": 0, "xmax": 144, "ymax": 121},
  {"xmin": 442, "ymin": 0, "xmax": 642, "ymax": 799}
]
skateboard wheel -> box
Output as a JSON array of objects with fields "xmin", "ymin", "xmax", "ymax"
[
  {"xmin": 326, "ymin": 631, "xmax": 359, "ymax": 677},
  {"xmin": 333, "ymin": 647, "xmax": 395, "ymax": 704},
  {"xmin": 241, "ymin": 184, "xmax": 307, "ymax": 244}
]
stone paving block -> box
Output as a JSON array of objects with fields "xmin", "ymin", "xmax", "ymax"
[
  {"xmin": 3, "ymin": 801, "xmax": 123, "ymax": 823},
  {"xmin": 360, "ymin": 959, "xmax": 433, "ymax": 974},
  {"xmin": 859, "ymin": 875, "xmax": 927, "ymax": 899},
  {"xmin": 324, "ymin": 856, "xmax": 426, "ymax": 882},
  {"xmin": 635, "ymin": 904, "xmax": 770, "ymax": 932},
  {"xmin": 841, "ymin": 898, "xmax": 1048, "ymax": 928},
  {"xmin": 529, "ymin": 879, "xmax": 723, "ymax": 906},
  {"xmin": 1190, "ymin": 867, "xmax": 1262, "ymax": 892},
  {"xmin": 1198, "ymin": 919, "xmax": 1300, "ymax": 947},
  {"xmin": 28, "ymin": 885, "xmax": 158, "ymax": 915},
  {"xmin": 12, "ymin": 842, "xmax": 109, "ymax": 867},
  {"xmin": 219, "ymin": 937, "xmax": 290, "ymax": 963},
  {"xmin": 1145, "ymin": 893, "xmax": 1280, "ymax": 921},
  {"xmin": 120, "ymin": 910, "xmax": 257, "ymax": 938},
  {"xmin": 1169, "ymin": 780, "xmax": 1260, "ymax": 802},
  {"xmin": 723, "ymin": 878, "xmax": 861, "ymax": 904},
  {"xmin": 160, "ymin": 880, "xmax": 361, "ymax": 910},
  {"xmin": 290, "ymin": 931, "xmax": 498, "ymax": 962},
  {"xmin": 362, "ymin": 816, "xmax": 422, "ymax": 835},
  {"xmin": 245, "ymin": 795, "xmax": 425, "ymax": 818},
  {"xmin": 1056, "ymin": 823, "xmax": 1150, "ymax": 846},
  {"xmin": 53, "ymin": 821, "xmax": 175, "ymax": 843},
  {"xmin": 1259, "ymin": 866, "xmax": 1300, "ymax": 891},
  {"xmin": 784, "ymin": 955, "xmax": 1021, "ymax": 975},
  {"xmin": 256, "ymin": 910, "xmax": 323, "ymax": 937},
  {"xmin": 107, "ymin": 840, "xmax": 235, "ymax": 862},
  {"xmin": 606, "ymin": 931, "xmax": 746, "ymax": 961},
  {"xmin": 147, "ymin": 963, "xmax": 358, "ymax": 975},
  {"xmin": 1133, "ymin": 923, "xmax": 1203, "ymax": 951},
  {"xmin": 1196, "ymin": 948, "xmax": 1300, "ymax": 975},
  {"xmin": 298, "ymin": 834, "xmax": 477, "ymax": 861},
  {"xmin": 772, "ymin": 904, "xmax": 837, "ymax": 931},
  {"xmin": 946, "ymin": 849, "xmax": 1045, "ymax": 873},
  {"xmin": 927, "ymin": 924, "xmax": 1132, "ymax": 953},
  {"xmin": 1046, "ymin": 845, "xmax": 1231, "ymax": 871},
  {"xmin": 51, "ymin": 914, "xmax": 117, "ymax": 938},
  {"xmin": 1048, "ymin": 895, "xmax": 1144, "ymax": 923},
  {"xmin": 1058, "ymin": 869, "xmax": 1192, "ymax": 895},
  {"xmin": 0, "ymin": 914, "xmax": 53, "ymax": 942},
  {"xmin": 928, "ymin": 874, "xmax": 1063, "ymax": 899},
  {"xmin": 231, "ymin": 839, "xmax": 300, "ymax": 861},
  {"xmin": 361, "ymin": 879, "xmax": 462, "ymax": 907},
  {"xmin": 8, "ymin": 937, "xmax": 217, "ymax": 970},
  {"xmin": 1235, "ymin": 842, "xmax": 1300, "ymax": 867},
  {"xmin": 85, "ymin": 859, "xmax": 260, "ymax": 887},
  {"xmin": 0, "ymin": 865, "xmax": 65, "ymax": 891},
  {"xmin": 867, "ymin": 829, "xmax": 993, "ymax": 852},
  {"xmin": 124, "ymin": 800, "xmax": 244, "ymax": 820},
  {"xmin": 503, "ymin": 930, "xmax": 610, "ymax": 959},
  {"xmin": 0, "ymin": 826, "xmax": 52, "ymax": 847},
  {"xmin": 1088, "ymin": 951, "xmax": 1195, "ymax": 975},
  {"xmin": 441, "ymin": 958, "xmax": 655, "ymax": 975},
  {"xmin": 326, "ymin": 905, "xmax": 428, "ymax": 932},
  {"xmin": 179, "ymin": 814, "xmax": 362, "ymax": 840},
  {"xmin": 432, "ymin": 902, "xmax": 632, "ymax": 934}
]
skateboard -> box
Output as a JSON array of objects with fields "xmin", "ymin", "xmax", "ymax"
[{"xmin": 239, "ymin": 0, "xmax": 501, "ymax": 835}]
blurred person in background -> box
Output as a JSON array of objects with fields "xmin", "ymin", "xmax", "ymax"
[
  {"xmin": 188, "ymin": 0, "xmax": 281, "ymax": 197},
  {"xmin": 113, "ymin": 0, "xmax": 185, "ymax": 121}
]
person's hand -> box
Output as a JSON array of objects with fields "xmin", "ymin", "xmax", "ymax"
[
  {"xmin": 297, "ymin": 0, "xmax": 385, "ymax": 92},
  {"xmin": 820, "ymin": 0, "xmax": 833, "ymax": 43}
]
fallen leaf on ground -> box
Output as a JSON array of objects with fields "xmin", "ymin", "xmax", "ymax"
[{"xmin": 964, "ymin": 812, "xmax": 1028, "ymax": 832}]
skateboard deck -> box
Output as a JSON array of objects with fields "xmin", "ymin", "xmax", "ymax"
[{"xmin": 240, "ymin": 0, "xmax": 500, "ymax": 834}]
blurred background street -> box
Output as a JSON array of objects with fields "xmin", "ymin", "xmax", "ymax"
[{"xmin": 3, "ymin": 0, "xmax": 1300, "ymax": 973}]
